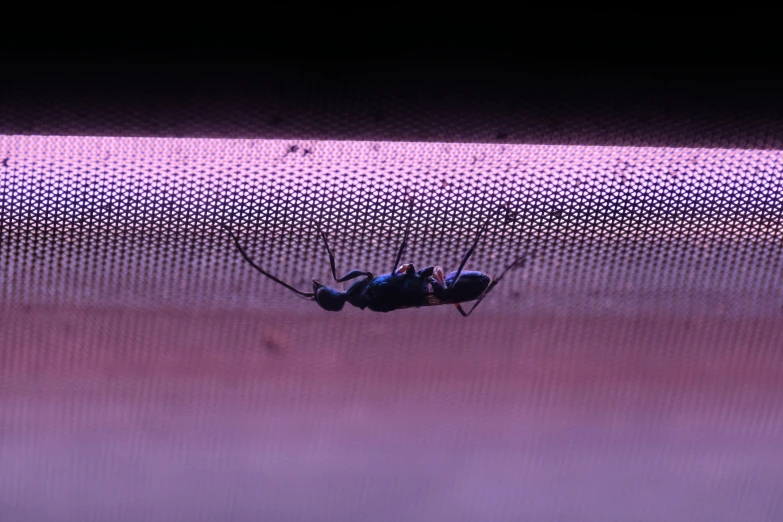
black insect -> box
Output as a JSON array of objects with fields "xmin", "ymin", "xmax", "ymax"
[{"xmin": 223, "ymin": 219, "xmax": 528, "ymax": 317}]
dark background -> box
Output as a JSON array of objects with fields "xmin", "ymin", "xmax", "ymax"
[{"xmin": 3, "ymin": 37, "xmax": 783, "ymax": 145}]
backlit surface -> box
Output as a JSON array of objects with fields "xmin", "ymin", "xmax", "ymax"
[{"xmin": 1, "ymin": 135, "xmax": 782, "ymax": 521}]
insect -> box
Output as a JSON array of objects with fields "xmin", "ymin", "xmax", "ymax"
[{"xmin": 222, "ymin": 216, "xmax": 528, "ymax": 317}]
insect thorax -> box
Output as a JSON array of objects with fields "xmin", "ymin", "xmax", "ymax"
[{"xmin": 359, "ymin": 273, "xmax": 430, "ymax": 312}]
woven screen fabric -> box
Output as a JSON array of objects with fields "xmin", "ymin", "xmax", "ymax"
[{"xmin": 2, "ymin": 97, "xmax": 783, "ymax": 520}]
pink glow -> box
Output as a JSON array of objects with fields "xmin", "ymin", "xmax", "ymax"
[
  {"xmin": 2, "ymin": 135, "xmax": 782, "ymax": 520},
  {"xmin": 1, "ymin": 134, "xmax": 779, "ymax": 185},
  {"xmin": 1, "ymin": 134, "xmax": 781, "ymax": 316}
]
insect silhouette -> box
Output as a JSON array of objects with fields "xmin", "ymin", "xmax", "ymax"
[{"xmin": 222, "ymin": 217, "xmax": 529, "ymax": 317}]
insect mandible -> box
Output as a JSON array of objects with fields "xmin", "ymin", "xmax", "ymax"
[{"xmin": 222, "ymin": 215, "xmax": 528, "ymax": 317}]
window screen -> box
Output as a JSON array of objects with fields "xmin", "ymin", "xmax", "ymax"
[{"xmin": 2, "ymin": 65, "xmax": 782, "ymax": 522}]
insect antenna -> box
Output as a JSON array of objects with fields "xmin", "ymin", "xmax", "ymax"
[{"xmin": 221, "ymin": 224, "xmax": 315, "ymax": 299}]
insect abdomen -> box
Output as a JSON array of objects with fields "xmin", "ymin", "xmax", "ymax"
[{"xmin": 435, "ymin": 271, "xmax": 490, "ymax": 302}]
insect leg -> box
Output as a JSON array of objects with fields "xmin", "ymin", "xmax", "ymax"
[
  {"xmin": 317, "ymin": 225, "xmax": 340, "ymax": 281},
  {"xmin": 222, "ymin": 225, "xmax": 315, "ymax": 298},
  {"xmin": 335, "ymin": 269, "xmax": 373, "ymax": 283},
  {"xmin": 454, "ymin": 303, "xmax": 472, "ymax": 317},
  {"xmin": 449, "ymin": 219, "xmax": 492, "ymax": 289},
  {"xmin": 317, "ymin": 225, "xmax": 372, "ymax": 283},
  {"xmin": 453, "ymin": 250, "xmax": 531, "ymax": 317},
  {"xmin": 416, "ymin": 266, "xmax": 436, "ymax": 279},
  {"xmin": 453, "ymin": 282, "xmax": 498, "ymax": 317},
  {"xmin": 391, "ymin": 217, "xmax": 412, "ymax": 274}
]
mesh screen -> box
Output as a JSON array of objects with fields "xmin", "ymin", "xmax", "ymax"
[
  {"xmin": 2, "ymin": 133, "xmax": 783, "ymax": 521},
  {"xmin": 3, "ymin": 135, "xmax": 782, "ymax": 315}
]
